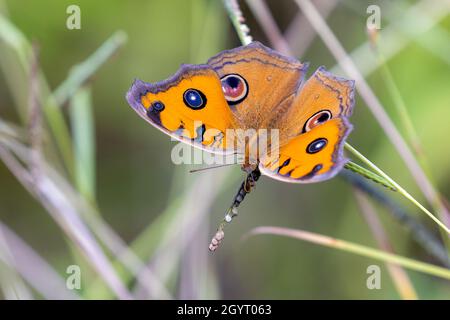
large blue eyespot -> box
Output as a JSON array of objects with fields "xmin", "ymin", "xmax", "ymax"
[
  {"xmin": 183, "ymin": 89, "xmax": 207, "ymax": 110},
  {"xmin": 307, "ymin": 138, "xmax": 328, "ymax": 154}
]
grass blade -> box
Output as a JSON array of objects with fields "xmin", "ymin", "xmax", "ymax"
[
  {"xmin": 70, "ymin": 87, "xmax": 95, "ymax": 201},
  {"xmin": 53, "ymin": 31, "xmax": 127, "ymax": 107},
  {"xmin": 0, "ymin": 221, "xmax": 80, "ymax": 299},
  {"xmin": 354, "ymin": 190, "xmax": 418, "ymax": 299},
  {"xmin": 246, "ymin": 226, "xmax": 450, "ymax": 280},
  {"xmin": 345, "ymin": 143, "xmax": 449, "ymax": 234}
]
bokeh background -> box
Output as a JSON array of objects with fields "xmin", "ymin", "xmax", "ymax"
[{"xmin": 0, "ymin": 0, "xmax": 449, "ymax": 299}]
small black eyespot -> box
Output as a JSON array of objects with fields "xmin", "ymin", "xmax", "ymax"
[
  {"xmin": 225, "ymin": 76, "xmax": 240, "ymax": 88},
  {"xmin": 313, "ymin": 164, "xmax": 323, "ymax": 172},
  {"xmin": 307, "ymin": 138, "xmax": 328, "ymax": 154},
  {"xmin": 299, "ymin": 164, "xmax": 324, "ymax": 180},
  {"xmin": 317, "ymin": 113, "xmax": 330, "ymax": 123},
  {"xmin": 183, "ymin": 89, "xmax": 207, "ymax": 110},
  {"xmin": 151, "ymin": 101, "xmax": 165, "ymax": 112},
  {"xmin": 146, "ymin": 101, "xmax": 164, "ymax": 125}
]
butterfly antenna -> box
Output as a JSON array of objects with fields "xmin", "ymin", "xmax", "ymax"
[
  {"xmin": 189, "ymin": 163, "xmax": 238, "ymax": 173},
  {"xmin": 209, "ymin": 167, "xmax": 261, "ymax": 252}
]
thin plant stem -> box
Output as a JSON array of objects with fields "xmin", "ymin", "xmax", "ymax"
[
  {"xmin": 53, "ymin": 31, "xmax": 127, "ymax": 107},
  {"xmin": 246, "ymin": 226, "xmax": 450, "ymax": 281},
  {"xmin": 245, "ymin": 0, "xmax": 293, "ymax": 55},
  {"xmin": 345, "ymin": 143, "xmax": 449, "ymax": 234},
  {"xmin": 0, "ymin": 144, "xmax": 132, "ymax": 299},
  {"xmin": 353, "ymin": 190, "xmax": 418, "ymax": 299},
  {"xmin": 0, "ymin": 221, "xmax": 80, "ymax": 299},
  {"xmin": 341, "ymin": 170, "xmax": 450, "ymax": 267},
  {"xmin": 377, "ymin": 56, "xmax": 423, "ymax": 159},
  {"xmin": 1, "ymin": 135, "xmax": 171, "ymax": 299},
  {"xmin": 0, "ymin": 15, "xmax": 74, "ymax": 178},
  {"xmin": 344, "ymin": 161, "xmax": 396, "ymax": 191},
  {"xmin": 373, "ymin": 47, "xmax": 450, "ymax": 250},
  {"xmin": 343, "ymin": 0, "xmax": 450, "ymax": 68},
  {"xmin": 70, "ymin": 86, "xmax": 96, "ymax": 202},
  {"xmin": 375, "ymin": 49, "xmax": 439, "ymax": 196},
  {"xmin": 222, "ymin": 0, "xmax": 252, "ymax": 45},
  {"xmin": 284, "ymin": 0, "xmax": 338, "ymax": 57}
]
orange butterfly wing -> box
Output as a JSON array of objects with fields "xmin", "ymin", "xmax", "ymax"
[
  {"xmin": 260, "ymin": 65, "xmax": 355, "ymax": 183},
  {"xmin": 208, "ymin": 42, "xmax": 308, "ymax": 131},
  {"xmin": 260, "ymin": 117, "xmax": 352, "ymax": 183},
  {"xmin": 126, "ymin": 64, "xmax": 238, "ymax": 154},
  {"xmin": 127, "ymin": 42, "xmax": 355, "ymax": 183},
  {"xmin": 278, "ymin": 66, "xmax": 355, "ymax": 142}
]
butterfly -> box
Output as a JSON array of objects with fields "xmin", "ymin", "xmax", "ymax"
[{"xmin": 126, "ymin": 41, "xmax": 354, "ymax": 185}]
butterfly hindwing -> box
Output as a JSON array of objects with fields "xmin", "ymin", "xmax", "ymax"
[
  {"xmin": 260, "ymin": 117, "xmax": 352, "ymax": 183},
  {"xmin": 279, "ymin": 66, "xmax": 355, "ymax": 142}
]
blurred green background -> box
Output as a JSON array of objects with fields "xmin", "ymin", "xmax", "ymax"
[{"xmin": 0, "ymin": 0, "xmax": 449, "ymax": 299}]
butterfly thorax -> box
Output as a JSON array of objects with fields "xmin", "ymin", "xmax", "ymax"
[{"xmin": 236, "ymin": 128, "xmax": 281, "ymax": 173}]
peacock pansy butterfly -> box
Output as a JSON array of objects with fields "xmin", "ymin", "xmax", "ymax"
[{"xmin": 126, "ymin": 41, "xmax": 355, "ymax": 184}]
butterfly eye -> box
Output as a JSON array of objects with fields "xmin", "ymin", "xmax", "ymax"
[
  {"xmin": 183, "ymin": 89, "xmax": 207, "ymax": 110},
  {"xmin": 221, "ymin": 74, "xmax": 248, "ymax": 105},
  {"xmin": 303, "ymin": 110, "xmax": 332, "ymax": 132},
  {"xmin": 307, "ymin": 138, "xmax": 328, "ymax": 154}
]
